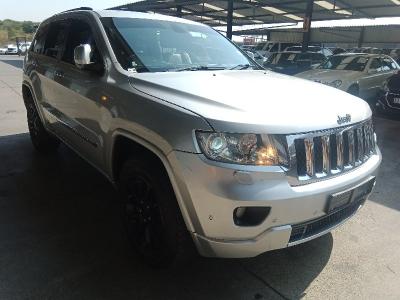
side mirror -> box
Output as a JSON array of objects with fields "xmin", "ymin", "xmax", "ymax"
[
  {"xmin": 74, "ymin": 44, "xmax": 93, "ymax": 69},
  {"xmin": 74, "ymin": 44, "xmax": 104, "ymax": 73}
]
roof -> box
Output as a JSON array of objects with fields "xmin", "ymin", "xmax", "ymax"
[
  {"xmin": 109, "ymin": 1, "xmax": 400, "ymax": 27},
  {"xmin": 95, "ymin": 9, "xmax": 204, "ymax": 25}
]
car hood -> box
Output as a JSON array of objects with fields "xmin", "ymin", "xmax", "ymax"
[
  {"xmin": 296, "ymin": 69, "xmax": 362, "ymax": 82},
  {"xmin": 129, "ymin": 70, "xmax": 371, "ymax": 134}
]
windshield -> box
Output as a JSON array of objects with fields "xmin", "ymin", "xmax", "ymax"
[
  {"xmin": 319, "ymin": 55, "xmax": 369, "ymax": 71},
  {"xmin": 101, "ymin": 17, "xmax": 254, "ymax": 72}
]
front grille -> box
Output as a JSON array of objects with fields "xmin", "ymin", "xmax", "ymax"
[
  {"xmin": 289, "ymin": 199, "xmax": 364, "ymax": 243},
  {"xmin": 286, "ymin": 119, "xmax": 376, "ymax": 185}
]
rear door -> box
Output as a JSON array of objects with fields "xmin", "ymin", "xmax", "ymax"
[
  {"xmin": 36, "ymin": 21, "xmax": 70, "ymax": 132},
  {"xmin": 26, "ymin": 23, "xmax": 49, "ymax": 111}
]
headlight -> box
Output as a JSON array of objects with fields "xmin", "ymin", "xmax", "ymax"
[
  {"xmin": 195, "ymin": 131, "xmax": 288, "ymax": 166},
  {"xmin": 327, "ymin": 79, "xmax": 342, "ymax": 88}
]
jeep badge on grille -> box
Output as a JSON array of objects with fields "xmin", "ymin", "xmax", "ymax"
[{"xmin": 337, "ymin": 114, "xmax": 351, "ymax": 125}]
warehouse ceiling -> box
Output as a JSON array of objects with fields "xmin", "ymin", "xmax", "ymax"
[{"xmin": 110, "ymin": 0, "xmax": 400, "ymax": 27}]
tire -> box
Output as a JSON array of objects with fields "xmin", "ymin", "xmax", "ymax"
[
  {"xmin": 25, "ymin": 95, "xmax": 60, "ymax": 153},
  {"xmin": 118, "ymin": 157, "xmax": 195, "ymax": 267},
  {"xmin": 347, "ymin": 85, "xmax": 359, "ymax": 97}
]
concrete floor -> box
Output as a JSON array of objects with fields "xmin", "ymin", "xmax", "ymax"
[{"xmin": 0, "ymin": 55, "xmax": 399, "ymax": 300}]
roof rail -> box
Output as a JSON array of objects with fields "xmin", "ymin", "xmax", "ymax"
[{"xmin": 62, "ymin": 7, "xmax": 93, "ymax": 13}]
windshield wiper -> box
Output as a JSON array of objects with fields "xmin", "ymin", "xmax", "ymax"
[
  {"xmin": 229, "ymin": 64, "xmax": 254, "ymax": 70},
  {"xmin": 172, "ymin": 65, "xmax": 227, "ymax": 72}
]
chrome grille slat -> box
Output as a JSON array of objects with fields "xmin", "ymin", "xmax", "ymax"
[
  {"xmin": 348, "ymin": 130, "xmax": 355, "ymax": 166},
  {"xmin": 356, "ymin": 127, "xmax": 364, "ymax": 163},
  {"xmin": 286, "ymin": 119, "xmax": 376, "ymax": 186},
  {"xmin": 321, "ymin": 135, "xmax": 330, "ymax": 174},
  {"xmin": 366, "ymin": 123, "xmax": 374, "ymax": 155},
  {"xmin": 304, "ymin": 138, "xmax": 314, "ymax": 177},
  {"xmin": 336, "ymin": 132, "xmax": 344, "ymax": 171}
]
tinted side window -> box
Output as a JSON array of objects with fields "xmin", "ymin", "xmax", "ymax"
[
  {"xmin": 32, "ymin": 25, "xmax": 48, "ymax": 54},
  {"xmin": 43, "ymin": 22, "xmax": 69, "ymax": 59}
]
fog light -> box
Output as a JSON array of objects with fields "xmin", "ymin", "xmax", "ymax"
[
  {"xmin": 235, "ymin": 207, "xmax": 247, "ymax": 218},
  {"xmin": 233, "ymin": 207, "xmax": 271, "ymax": 226}
]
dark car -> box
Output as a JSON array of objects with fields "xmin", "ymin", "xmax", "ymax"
[
  {"xmin": 332, "ymin": 47, "xmax": 346, "ymax": 55},
  {"xmin": 264, "ymin": 51, "xmax": 327, "ymax": 75},
  {"xmin": 376, "ymin": 71, "xmax": 400, "ymax": 114}
]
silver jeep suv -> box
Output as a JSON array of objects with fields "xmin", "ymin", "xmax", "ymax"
[{"xmin": 22, "ymin": 8, "xmax": 381, "ymax": 266}]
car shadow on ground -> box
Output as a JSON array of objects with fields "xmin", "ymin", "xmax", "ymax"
[
  {"xmin": 0, "ymin": 133, "xmax": 332, "ymax": 299},
  {"xmin": 0, "ymin": 57, "xmax": 24, "ymax": 69}
]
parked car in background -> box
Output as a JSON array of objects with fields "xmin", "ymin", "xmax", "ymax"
[
  {"xmin": 255, "ymin": 41, "xmax": 299, "ymax": 58},
  {"xmin": 389, "ymin": 49, "xmax": 400, "ymax": 62},
  {"xmin": 284, "ymin": 45, "xmax": 333, "ymax": 57},
  {"xmin": 347, "ymin": 47, "xmax": 382, "ymax": 54},
  {"xmin": 363, "ymin": 47, "xmax": 383, "ymax": 54},
  {"xmin": 376, "ymin": 71, "xmax": 400, "ymax": 114},
  {"xmin": 244, "ymin": 50, "xmax": 267, "ymax": 66},
  {"xmin": 331, "ymin": 47, "xmax": 346, "ymax": 55},
  {"xmin": 250, "ymin": 50, "xmax": 268, "ymax": 66},
  {"xmin": 23, "ymin": 8, "xmax": 381, "ymax": 266},
  {"xmin": 0, "ymin": 47, "xmax": 7, "ymax": 54},
  {"xmin": 6, "ymin": 45, "xmax": 18, "ymax": 54},
  {"xmin": 297, "ymin": 54, "xmax": 400, "ymax": 99},
  {"xmin": 264, "ymin": 51, "xmax": 326, "ymax": 75},
  {"xmin": 18, "ymin": 42, "xmax": 32, "ymax": 54},
  {"xmin": 382, "ymin": 48, "xmax": 393, "ymax": 55},
  {"xmin": 240, "ymin": 44, "xmax": 256, "ymax": 52}
]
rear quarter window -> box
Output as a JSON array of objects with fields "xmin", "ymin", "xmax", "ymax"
[{"xmin": 31, "ymin": 25, "xmax": 49, "ymax": 54}]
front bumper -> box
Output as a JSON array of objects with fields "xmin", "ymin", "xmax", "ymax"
[{"xmin": 168, "ymin": 148, "xmax": 381, "ymax": 258}]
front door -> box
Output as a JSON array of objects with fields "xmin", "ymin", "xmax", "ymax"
[{"xmin": 51, "ymin": 17, "xmax": 108, "ymax": 170}]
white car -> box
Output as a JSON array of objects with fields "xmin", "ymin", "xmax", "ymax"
[
  {"xmin": 0, "ymin": 48, "xmax": 7, "ymax": 54},
  {"xmin": 296, "ymin": 53, "xmax": 400, "ymax": 98},
  {"xmin": 6, "ymin": 45, "xmax": 18, "ymax": 55}
]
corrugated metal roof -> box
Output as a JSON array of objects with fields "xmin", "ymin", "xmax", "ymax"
[{"xmin": 109, "ymin": 0, "xmax": 400, "ymax": 27}]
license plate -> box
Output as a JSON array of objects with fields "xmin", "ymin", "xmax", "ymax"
[
  {"xmin": 394, "ymin": 98, "xmax": 400, "ymax": 104},
  {"xmin": 326, "ymin": 178, "xmax": 376, "ymax": 213}
]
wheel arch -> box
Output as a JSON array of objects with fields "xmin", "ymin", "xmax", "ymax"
[
  {"xmin": 110, "ymin": 130, "xmax": 196, "ymax": 233},
  {"xmin": 22, "ymin": 81, "xmax": 47, "ymax": 124}
]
